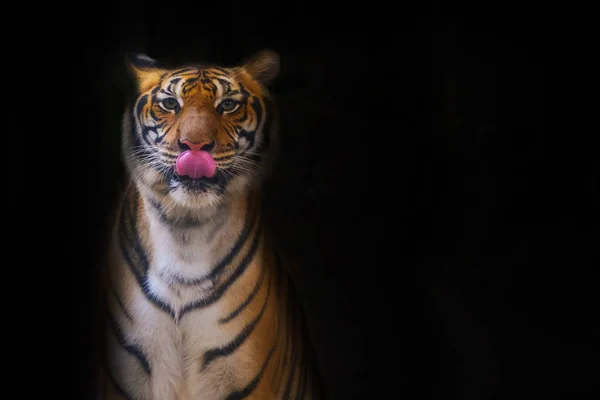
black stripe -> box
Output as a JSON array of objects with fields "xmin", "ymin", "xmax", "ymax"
[
  {"xmin": 250, "ymin": 97, "xmax": 265, "ymax": 130},
  {"xmin": 101, "ymin": 325, "xmax": 135, "ymax": 400},
  {"xmin": 161, "ymin": 122, "xmax": 174, "ymax": 138},
  {"xmin": 118, "ymin": 246, "xmax": 175, "ymax": 319},
  {"xmin": 272, "ymin": 270, "xmax": 289, "ymax": 388},
  {"xmin": 129, "ymin": 109, "xmax": 142, "ymax": 149},
  {"xmin": 150, "ymin": 108, "xmax": 160, "ymax": 121},
  {"xmin": 118, "ymin": 191, "xmax": 176, "ymax": 319},
  {"xmin": 271, "ymin": 256, "xmax": 291, "ymax": 387},
  {"xmin": 272, "ymin": 339, "xmax": 288, "ymax": 389},
  {"xmin": 239, "ymin": 96, "xmax": 263, "ymax": 148},
  {"xmin": 146, "ymin": 195, "xmax": 208, "ymax": 230},
  {"xmin": 282, "ymin": 343, "xmax": 299, "ymax": 398},
  {"xmin": 203, "ymin": 273, "xmax": 271, "ymax": 368},
  {"xmin": 178, "ymin": 213, "xmax": 262, "ymax": 318},
  {"xmin": 204, "ymin": 83, "xmax": 217, "ymax": 96},
  {"xmin": 214, "ymin": 154, "xmax": 234, "ymax": 162},
  {"xmin": 207, "ymin": 66, "xmax": 230, "ymax": 74},
  {"xmin": 219, "ymin": 262, "xmax": 266, "ymax": 324},
  {"xmin": 224, "ymin": 125, "xmax": 238, "ymax": 141},
  {"xmin": 107, "ymin": 269, "xmax": 134, "ymax": 323},
  {"xmin": 217, "ymin": 79, "xmax": 231, "ymax": 93},
  {"xmin": 201, "ymin": 74, "xmax": 218, "ymax": 96},
  {"xmin": 171, "ymin": 67, "xmax": 198, "ymax": 75},
  {"xmin": 134, "ymin": 95, "xmax": 155, "ymax": 147},
  {"xmin": 234, "ymin": 106, "xmax": 249, "ymax": 123},
  {"xmin": 224, "ymin": 340, "xmax": 277, "ymax": 400},
  {"xmin": 106, "ymin": 368, "xmax": 134, "ymax": 400},
  {"xmin": 106, "ymin": 309, "xmax": 152, "ymax": 374},
  {"xmin": 158, "ymin": 150, "xmax": 177, "ymax": 160},
  {"xmin": 182, "ymin": 80, "xmax": 196, "ymax": 95},
  {"xmin": 282, "ymin": 280, "xmax": 301, "ymax": 399},
  {"xmin": 125, "ymin": 189, "xmax": 139, "ymax": 236},
  {"xmin": 121, "ymin": 194, "xmax": 149, "ymax": 274},
  {"xmin": 271, "ymin": 253, "xmax": 287, "ymax": 388},
  {"xmin": 118, "ymin": 199, "xmax": 145, "ymax": 279}
]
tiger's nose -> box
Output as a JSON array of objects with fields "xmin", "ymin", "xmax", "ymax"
[{"xmin": 178, "ymin": 139, "xmax": 216, "ymax": 152}]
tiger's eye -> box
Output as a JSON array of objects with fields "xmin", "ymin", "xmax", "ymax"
[
  {"xmin": 161, "ymin": 98, "xmax": 179, "ymax": 111},
  {"xmin": 220, "ymin": 99, "xmax": 238, "ymax": 112}
]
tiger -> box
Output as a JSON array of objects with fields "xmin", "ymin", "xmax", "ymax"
[{"xmin": 97, "ymin": 49, "xmax": 324, "ymax": 400}]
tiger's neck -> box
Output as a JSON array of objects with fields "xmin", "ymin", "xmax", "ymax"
[{"xmin": 134, "ymin": 184, "xmax": 262, "ymax": 290}]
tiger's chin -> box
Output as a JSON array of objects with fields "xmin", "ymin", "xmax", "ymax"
[
  {"xmin": 166, "ymin": 174, "xmax": 224, "ymax": 210},
  {"xmin": 167, "ymin": 172, "xmax": 254, "ymax": 211},
  {"xmin": 169, "ymin": 186, "xmax": 223, "ymax": 210}
]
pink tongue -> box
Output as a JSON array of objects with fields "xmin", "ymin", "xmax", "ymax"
[{"xmin": 176, "ymin": 150, "xmax": 216, "ymax": 179}]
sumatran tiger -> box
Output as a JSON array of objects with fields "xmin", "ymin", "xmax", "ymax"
[{"xmin": 97, "ymin": 50, "xmax": 324, "ymax": 400}]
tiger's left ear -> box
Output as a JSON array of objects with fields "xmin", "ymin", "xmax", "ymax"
[
  {"xmin": 126, "ymin": 53, "xmax": 168, "ymax": 93},
  {"xmin": 241, "ymin": 49, "xmax": 280, "ymax": 87}
]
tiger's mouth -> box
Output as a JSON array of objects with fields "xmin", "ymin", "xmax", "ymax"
[
  {"xmin": 168, "ymin": 149, "xmax": 228, "ymax": 193},
  {"xmin": 171, "ymin": 169, "xmax": 228, "ymax": 192}
]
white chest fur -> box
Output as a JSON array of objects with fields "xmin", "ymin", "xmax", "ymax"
[
  {"xmin": 133, "ymin": 208, "xmax": 237, "ymax": 399},
  {"xmin": 148, "ymin": 212, "xmax": 214, "ymax": 280}
]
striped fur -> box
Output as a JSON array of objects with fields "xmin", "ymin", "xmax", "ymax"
[{"xmin": 99, "ymin": 50, "xmax": 323, "ymax": 400}]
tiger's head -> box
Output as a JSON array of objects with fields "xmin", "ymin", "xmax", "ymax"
[{"xmin": 122, "ymin": 50, "xmax": 280, "ymax": 210}]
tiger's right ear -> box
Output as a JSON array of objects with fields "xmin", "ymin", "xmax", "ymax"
[{"xmin": 126, "ymin": 53, "xmax": 168, "ymax": 93}]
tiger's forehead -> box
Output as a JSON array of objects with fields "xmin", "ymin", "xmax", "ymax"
[{"xmin": 155, "ymin": 66, "xmax": 247, "ymax": 100}]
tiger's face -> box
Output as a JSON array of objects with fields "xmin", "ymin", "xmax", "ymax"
[{"xmin": 122, "ymin": 50, "xmax": 280, "ymax": 210}]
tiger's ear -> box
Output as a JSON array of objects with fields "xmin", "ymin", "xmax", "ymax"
[
  {"xmin": 126, "ymin": 53, "xmax": 168, "ymax": 92},
  {"xmin": 241, "ymin": 49, "xmax": 280, "ymax": 87}
]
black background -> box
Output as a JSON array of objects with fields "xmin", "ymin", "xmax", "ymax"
[{"xmin": 72, "ymin": 1, "xmax": 598, "ymax": 399}]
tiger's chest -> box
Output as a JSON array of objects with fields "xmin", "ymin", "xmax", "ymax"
[
  {"xmin": 131, "ymin": 286, "xmax": 234, "ymax": 399},
  {"xmin": 130, "ymin": 230, "xmax": 241, "ymax": 399}
]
